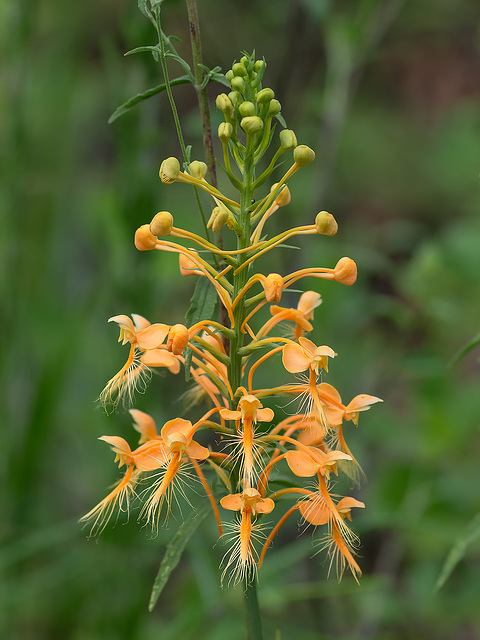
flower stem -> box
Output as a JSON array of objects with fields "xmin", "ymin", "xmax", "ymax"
[{"xmin": 244, "ymin": 577, "xmax": 264, "ymax": 640}]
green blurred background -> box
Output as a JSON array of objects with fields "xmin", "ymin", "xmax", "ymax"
[{"xmin": 2, "ymin": 0, "xmax": 480, "ymax": 638}]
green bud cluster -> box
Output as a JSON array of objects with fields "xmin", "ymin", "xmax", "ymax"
[{"xmin": 214, "ymin": 53, "xmax": 315, "ymax": 197}]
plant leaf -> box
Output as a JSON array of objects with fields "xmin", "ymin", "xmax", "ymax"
[
  {"xmin": 449, "ymin": 330, "xmax": 480, "ymax": 367},
  {"xmin": 108, "ymin": 76, "xmax": 192, "ymax": 124},
  {"xmin": 124, "ymin": 45, "xmax": 161, "ymax": 57},
  {"xmin": 184, "ymin": 277, "xmax": 218, "ymax": 381},
  {"xmin": 148, "ymin": 503, "xmax": 210, "ymax": 611},
  {"xmin": 138, "ymin": 0, "xmax": 149, "ymax": 17},
  {"xmin": 435, "ymin": 511, "xmax": 480, "ymax": 591}
]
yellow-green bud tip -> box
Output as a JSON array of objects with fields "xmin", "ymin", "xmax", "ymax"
[
  {"xmin": 207, "ymin": 206, "xmax": 229, "ymax": 233},
  {"xmin": 159, "ymin": 157, "xmax": 180, "ymax": 183},
  {"xmin": 271, "ymin": 183, "xmax": 291, "ymax": 207},
  {"xmin": 279, "ymin": 129, "xmax": 297, "ymax": 150},
  {"xmin": 256, "ymin": 88, "xmax": 275, "ymax": 104},
  {"xmin": 232, "ymin": 62, "xmax": 247, "ymax": 77},
  {"xmin": 239, "ymin": 101, "xmax": 256, "ymax": 117},
  {"xmin": 268, "ymin": 99, "xmax": 281, "ymax": 116},
  {"xmin": 231, "ymin": 76, "xmax": 245, "ymax": 92},
  {"xmin": 216, "ymin": 93, "xmax": 233, "ymax": 116},
  {"xmin": 315, "ymin": 211, "xmax": 338, "ymax": 236},
  {"xmin": 218, "ymin": 122, "xmax": 233, "ymax": 142},
  {"xmin": 188, "ymin": 160, "xmax": 207, "ymax": 180},
  {"xmin": 150, "ymin": 211, "xmax": 174, "ymax": 237},
  {"xmin": 294, "ymin": 145, "xmax": 315, "ymax": 166},
  {"xmin": 241, "ymin": 116, "xmax": 263, "ymax": 135}
]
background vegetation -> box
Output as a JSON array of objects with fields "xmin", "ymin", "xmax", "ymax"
[{"xmin": 2, "ymin": 0, "xmax": 480, "ymax": 638}]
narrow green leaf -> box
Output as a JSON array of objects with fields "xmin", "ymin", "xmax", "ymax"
[
  {"xmin": 148, "ymin": 503, "xmax": 210, "ymax": 611},
  {"xmin": 184, "ymin": 277, "xmax": 218, "ymax": 381},
  {"xmin": 435, "ymin": 511, "xmax": 480, "ymax": 591},
  {"xmin": 138, "ymin": 0, "xmax": 149, "ymax": 17},
  {"xmin": 165, "ymin": 51, "xmax": 192, "ymax": 74},
  {"xmin": 108, "ymin": 76, "xmax": 192, "ymax": 124},
  {"xmin": 124, "ymin": 45, "xmax": 161, "ymax": 57},
  {"xmin": 275, "ymin": 113, "xmax": 287, "ymax": 128},
  {"xmin": 449, "ymin": 330, "xmax": 480, "ymax": 367}
]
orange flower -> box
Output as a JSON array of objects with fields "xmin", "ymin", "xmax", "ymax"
[
  {"xmin": 142, "ymin": 418, "xmax": 209, "ymax": 527},
  {"xmin": 99, "ymin": 314, "xmax": 180, "ymax": 407},
  {"xmin": 299, "ymin": 495, "xmax": 365, "ymax": 582},
  {"xmin": 79, "ymin": 436, "xmax": 138, "ymax": 535},
  {"xmin": 220, "ymin": 393, "xmax": 274, "ymax": 487},
  {"xmin": 286, "ymin": 446, "xmax": 351, "ymax": 479},
  {"xmin": 283, "ymin": 337, "xmax": 336, "ymax": 375},
  {"xmin": 258, "ymin": 290, "xmax": 322, "ymax": 341},
  {"xmin": 220, "ymin": 488, "xmax": 274, "ymax": 585}
]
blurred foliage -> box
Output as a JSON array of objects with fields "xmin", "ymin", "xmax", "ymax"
[{"xmin": 2, "ymin": 0, "xmax": 480, "ymax": 638}]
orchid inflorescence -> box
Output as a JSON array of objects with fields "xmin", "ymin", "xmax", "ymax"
[{"xmin": 82, "ymin": 53, "xmax": 381, "ymax": 585}]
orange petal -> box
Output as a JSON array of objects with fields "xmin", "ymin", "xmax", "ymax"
[
  {"xmin": 220, "ymin": 493, "xmax": 243, "ymax": 511},
  {"xmin": 256, "ymin": 407, "xmax": 274, "ymax": 423},
  {"xmin": 255, "ymin": 497, "xmax": 275, "ymax": 514},
  {"xmin": 318, "ymin": 383, "xmax": 342, "ymax": 404},
  {"xmin": 131, "ymin": 313, "xmax": 151, "ymax": 331},
  {"xmin": 297, "ymin": 291, "xmax": 322, "ymax": 318},
  {"xmin": 99, "ymin": 435, "xmax": 132, "ymax": 456},
  {"xmin": 298, "ymin": 337, "xmax": 317, "ymax": 356},
  {"xmin": 299, "ymin": 497, "xmax": 330, "ymax": 526},
  {"xmin": 186, "ymin": 440, "xmax": 210, "ymax": 461},
  {"xmin": 130, "ymin": 409, "xmax": 157, "ymax": 443},
  {"xmin": 161, "ymin": 418, "xmax": 194, "ymax": 443},
  {"xmin": 136, "ymin": 323, "xmax": 169, "ymax": 350},
  {"xmin": 285, "ymin": 450, "xmax": 320, "ymax": 477},
  {"xmin": 108, "ymin": 315, "xmax": 135, "ymax": 332},
  {"xmin": 133, "ymin": 440, "xmax": 169, "ymax": 470},
  {"xmin": 220, "ymin": 409, "xmax": 241, "ymax": 421},
  {"xmin": 282, "ymin": 343, "xmax": 311, "ymax": 373},
  {"xmin": 140, "ymin": 349, "xmax": 179, "ymax": 374},
  {"xmin": 337, "ymin": 497, "xmax": 365, "ymax": 514}
]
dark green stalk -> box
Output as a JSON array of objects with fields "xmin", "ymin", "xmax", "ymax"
[
  {"xmin": 185, "ymin": 0, "xmax": 217, "ymax": 188},
  {"xmin": 244, "ymin": 578, "xmax": 264, "ymax": 640},
  {"xmin": 155, "ymin": 8, "xmax": 188, "ymax": 161},
  {"xmin": 227, "ymin": 147, "xmax": 264, "ymax": 639}
]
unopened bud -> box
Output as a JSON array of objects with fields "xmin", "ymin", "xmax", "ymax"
[
  {"xmin": 231, "ymin": 76, "xmax": 245, "ymax": 92},
  {"xmin": 188, "ymin": 160, "xmax": 207, "ymax": 179},
  {"xmin": 239, "ymin": 101, "xmax": 256, "ymax": 117},
  {"xmin": 216, "ymin": 93, "xmax": 233, "ymax": 114},
  {"xmin": 167, "ymin": 324, "xmax": 189, "ymax": 355},
  {"xmin": 218, "ymin": 122, "xmax": 233, "ymax": 142},
  {"xmin": 241, "ymin": 116, "xmax": 263, "ymax": 135},
  {"xmin": 264, "ymin": 273, "xmax": 284, "ymax": 303},
  {"xmin": 207, "ymin": 206, "xmax": 229, "ymax": 232},
  {"xmin": 225, "ymin": 70, "xmax": 234, "ymax": 83},
  {"xmin": 279, "ymin": 129, "xmax": 297, "ymax": 150},
  {"xmin": 179, "ymin": 252, "xmax": 200, "ymax": 276},
  {"xmin": 315, "ymin": 211, "xmax": 338, "ymax": 236},
  {"xmin": 232, "ymin": 62, "xmax": 247, "ymax": 77},
  {"xmin": 228, "ymin": 91, "xmax": 241, "ymax": 105},
  {"xmin": 256, "ymin": 88, "xmax": 275, "ymax": 104},
  {"xmin": 254, "ymin": 60, "xmax": 266, "ymax": 73},
  {"xmin": 134, "ymin": 224, "xmax": 157, "ymax": 251},
  {"xmin": 268, "ymin": 99, "xmax": 281, "ymax": 116},
  {"xmin": 159, "ymin": 157, "xmax": 180, "ymax": 183},
  {"xmin": 271, "ymin": 183, "xmax": 291, "ymax": 207},
  {"xmin": 150, "ymin": 211, "xmax": 174, "ymax": 236},
  {"xmin": 294, "ymin": 145, "xmax": 315, "ymax": 166},
  {"xmin": 333, "ymin": 257, "xmax": 357, "ymax": 286}
]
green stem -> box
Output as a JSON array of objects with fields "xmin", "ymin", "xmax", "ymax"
[
  {"xmin": 244, "ymin": 577, "xmax": 264, "ymax": 640},
  {"xmin": 185, "ymin": 0, "xmax": 217, "ymax": 189},
  {"xmin": 155, "ymin": 9, "xmax": 188, "ymax": 161}
]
